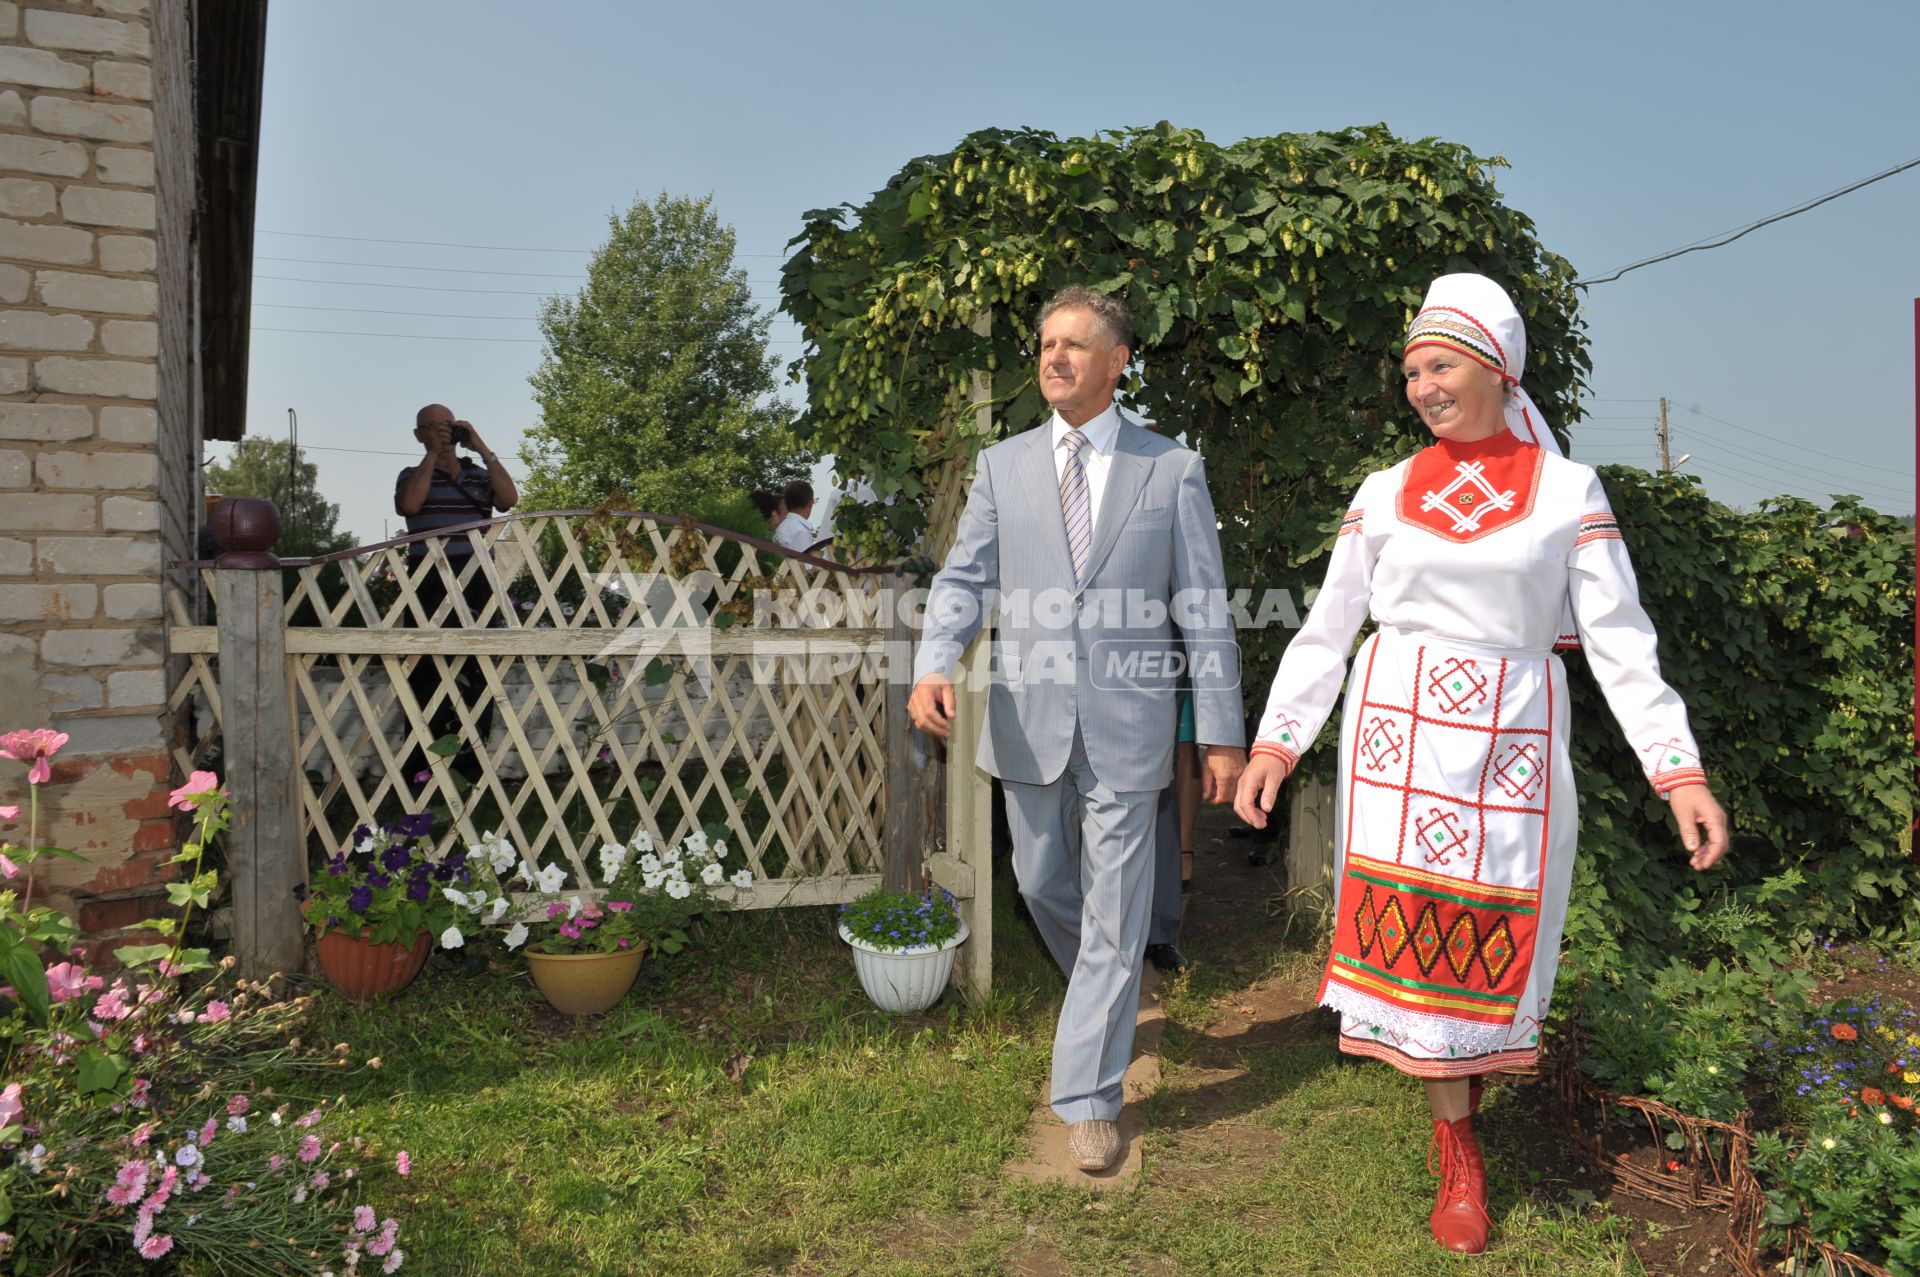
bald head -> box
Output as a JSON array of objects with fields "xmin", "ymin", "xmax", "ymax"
[{"xmin": 417, "ymin": 403, "xmax": 453, "ymax": 429}]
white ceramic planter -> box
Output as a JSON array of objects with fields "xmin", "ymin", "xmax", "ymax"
[{"xmin": 839, "ymin": 917, "xmax": 970, "ymax": 1013}]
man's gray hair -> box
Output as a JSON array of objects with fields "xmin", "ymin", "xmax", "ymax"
[{"xmin": 1037, "ymin": 287, "xmax": 1135, "ymax": 354}]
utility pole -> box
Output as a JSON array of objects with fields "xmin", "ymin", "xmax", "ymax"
[{"xmin": 1657, "ymin": 396, "xmax": 1672, "ymax": 472}]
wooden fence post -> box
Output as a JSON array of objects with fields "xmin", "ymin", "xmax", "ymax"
[
  {"xmin": 938, "ymin": 633, "xmax": 993, "ymax": 998},
  {"xmin": 209, "ymin": 498, "xmax": 305, "ymax": 977},
  {"xmin": 883, "ymin": 571, "xmax": 944, "ymax": 893}
]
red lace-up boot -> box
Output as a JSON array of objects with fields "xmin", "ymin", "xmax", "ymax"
[{"xmin": 1428, "ymin": 1114, "xmax": 1491, "ymax": 1253}]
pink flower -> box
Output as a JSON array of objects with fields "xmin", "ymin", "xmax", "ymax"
[
  {"xmin": 617, "ymin": 938, "xmax": 630, "ymax": 948},
  {"xmin": 395, "ymin": 1150, "xmax": 410, "ymax": 1176},
  {"xmin": 199, "ymin": 1117, "xmax": 217, "ymax": 1147},
  {"xmin": 138, "ymin": 1232, "xmax": 174, "ymax": 1259},
  {"xmin": 0, "ymin": 854, "xmax": 17, "ymax": 879},
  {"xmin": 607, "ymin": 901, "xmax": 633, "ymax": 913},
  {"xmin": 0, "ymin": 729, "xmax": 68, "ymax": 786},
  {"xmin": 295, "ymin": 1108, "xmax": 323, "ymax": 1128},
  {"xmin": 354, "ymin": 1204, "xmax": 378, "ymax": 1231},
  {"xmin": 0, "ymin": 1082, "xmax": 22, "ymax": 1129},
  {"xmin": 198, "ymin": 1000, "xmax": 231, "ymax": 1024},
  {"xmin": 227, "ymin": 1094, "xmax": 249, "ymax": 1116},
  {"xmin": 93, "ymin": 986, "xmax": 132, "ymax": 1021},
  {"xmin": 45, "ymin": 962, "xmax": 103, "ymax": 1005},
  {"xmin": 383, "ymin": 1248, "xmax": 405, "ymax": 1274},
  {"xmin": 298, "ymin": 1134, "xmax": 322, "ymax": 1163},
  {"xmin": 267, "ymin": 1154, "xmax": 283, "ymax": 1172},
  {"xmin": 311, "ymin": 1171, "xmax": 330, "ymax": 1190},
  {"xmin": 166, "ymin": 770, "xmax": 223, "ymax": 810},
  {"xmin": 369, "ymin": 1220, "xmax": 398, "ymax": 1256},
  {"xmin": 107, "ymin": 1181, "xmax": 143, "ymax": 1206},
  {"xmin": 127, "ymin": 1077, "xmax": 151, "ymax": 1107},
  {"xmin": 0, "ymin": 804, "xmax": 17, "ymax": 822}
]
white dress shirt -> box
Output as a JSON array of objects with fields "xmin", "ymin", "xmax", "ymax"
[
  {"xmin": 1049, "ymin": 403, "xmax": 1122, "ymax": 540},
  {"xmin": 773, "ymin": 511, "xmax": 815, "ymax": 551}
]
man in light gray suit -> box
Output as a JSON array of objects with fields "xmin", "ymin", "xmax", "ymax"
[{"xmin": 909, "ymin": 287, "xmax": 1246, "ymax": 1172}]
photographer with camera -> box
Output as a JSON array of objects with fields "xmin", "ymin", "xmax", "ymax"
[
  {"xmin": 394, "ymin": 403, "xmax": 519, "ymax": 785},
  {"xmin": 396, "ymin": 403, "xmax": 518, "ymax": 535}
]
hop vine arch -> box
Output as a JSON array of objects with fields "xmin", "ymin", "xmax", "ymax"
[{"xmin": 780, "ymin": 122, "xmax": 1590, "ymax": 674}]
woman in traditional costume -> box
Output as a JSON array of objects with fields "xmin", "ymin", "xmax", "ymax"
[{"xmin": 1233, "ymin": 274, "xmax": 1729, "ymax": 1253}]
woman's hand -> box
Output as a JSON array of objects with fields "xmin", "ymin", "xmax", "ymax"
[
  {"xmin": 1668, "ymin": 783, "xmax": 1729, "ymax": 871},
  {"xmin": 1233, "ymin": 755, "xmax": 1291, "ymax": 829}
]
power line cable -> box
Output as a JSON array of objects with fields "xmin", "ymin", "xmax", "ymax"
[
  {"xmin": 258, "ymin": 227, "xmax": 790, "ymax": 258},
  {"xmin": 1686, "ymin": 453, "xmax": 1909, "ymax": 507},
  {"xmin": 257, "ymin": 255, "xmax": 787, "ymax": 285},
  {"xmin": 1671, "ymin": 402, "xmax": 1898, "ymax": 470},
  {"xmin": 252, "ymin": 325, "xmax": 804, "ymax": 345},
  {"xmin": 254, "ymin": 273, "xmax": 790, "ymax": 299},
  {"xmin": 251, "ymin": 302, "xmax": 794, "ymax": 330},
  {"xmin": 1578, "ymin": 155, "xmax": 1920, "ymax": 285}
]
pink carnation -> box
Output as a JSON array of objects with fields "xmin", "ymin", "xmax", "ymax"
[
  {"xmin": 298, "ymin": 1134, "xmax": 322, "ymax": 1164},
  {"xmin": 354, "ymin": 1204, "xmax": 378, "ymax": 1231},
  {"xmin": 369, "ymin": 1220, "xmax": 398, "ymax": 1256},
  {"xmin": 198, "ymin": 1000, "xmax": 231, "ymax": 1024},
  {"xmin": 200, "ymin": 1117, "xmax": 217, "ymax": 1147},
  {"xmin": 93, "ymin": 986, "xmax": 132, "ymax": 1022},
  {"xmin": 395, "ymin": 1150, "xmax": 410, "ymax": 1176},
  {"xmin": 138, "ymin": 1232, "xmax": 174, "ymax": 1259},
  {"xmin": 227, "ymin": 1094, "xmax": 249, "ymax": 1116}
]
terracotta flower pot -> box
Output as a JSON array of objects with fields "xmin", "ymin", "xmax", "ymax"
[
  {"xmin": 524, "ymin": 944, "xmax": 646, "ymax": 1015},
  {"xmin": 313, "ymin": 928, "xmax": 431, "ymax": 1001}
]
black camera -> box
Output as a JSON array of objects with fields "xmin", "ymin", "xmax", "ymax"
[{"xmin": 449, "ymin": 423, "xmax": 471, "ymax": 447}]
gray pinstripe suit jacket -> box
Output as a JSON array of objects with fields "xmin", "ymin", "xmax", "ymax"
[{"xmin": 913, "ymin": 418, "xmax": 1244, "ymax": 793}]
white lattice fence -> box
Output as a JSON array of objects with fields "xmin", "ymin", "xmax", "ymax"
[{"xmin": 168, "ymin": 513, "xmax": 904, "ymax": 909}]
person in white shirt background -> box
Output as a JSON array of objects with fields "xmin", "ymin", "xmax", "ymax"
[{"xmin": 773, "ymin": 480, "xmax": 817, "ymax": 552}]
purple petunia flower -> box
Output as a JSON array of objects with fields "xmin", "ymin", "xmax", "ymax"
[
  {"xmin": 365, "ymin": 869, "xmax": 391, "ymax": 890},
  {"xmin": 347, "ymin": 885, "xmax": 373, "ymax": 913},
  {"xmin": 381, "ymin": 846, "xmax": 412, "ymax": 873},
  {"xmin": 399, "ymin": 811, "xmax": 434, "ymax": 839},
  {"xmin": 327, "ymin": 854, "xmax": 349, "ymax": 877},
  {"xmin": 406, "ymin": 876, "xmax": 431, "ymax": 903}
]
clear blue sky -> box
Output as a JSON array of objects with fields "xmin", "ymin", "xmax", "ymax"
[{"xmin": 231, "ymin": 0, "xmax": 1920, "ymax": 544}]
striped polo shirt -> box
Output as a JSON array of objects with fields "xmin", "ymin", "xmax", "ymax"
[{"xmin": 394, "ymin": 459, "xmax": 503, "ymax": 555}]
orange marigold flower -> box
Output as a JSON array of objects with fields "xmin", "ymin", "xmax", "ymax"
[
  {"xmin": 1831, "ymin": 1024, "xmax": 1859, "ymax": 1041},
  {"xmin": 1861, "ymin": 1087, "xmax": 1886, "ymax": 1106},
  {"xmin": 1891, "ymin": 1094, "xmax": 1915, "ymax": 1110}
]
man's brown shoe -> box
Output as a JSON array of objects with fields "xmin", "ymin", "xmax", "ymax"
[{"xmin": 1067, "ymin": 1119, "xmax": 1122, "ymax": 1172}]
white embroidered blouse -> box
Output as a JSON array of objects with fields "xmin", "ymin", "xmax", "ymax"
[{"xmin": 1250, "ymin": 431, "xmax": 1706, "ymax": 796}]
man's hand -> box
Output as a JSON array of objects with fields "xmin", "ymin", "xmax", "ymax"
[
  {"xmin": 1668, "ymin": 784, "xmax": 1730, "ymax": 871},
  {"xmin": 1200, "ymin": 745, "xmax": 1246, "ymax": 805},
  {"xmin": 1233, "ymin": 755, "xmax": 1290, "ymax": 829},
  {"xmin": 456, "ymin": 420, "xmax": 490, "ymax": 457},
  {"xmin": 907, "ymin": 673, "xmax": 955, "ymax": 740}
]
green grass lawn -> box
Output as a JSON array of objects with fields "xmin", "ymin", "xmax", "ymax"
[{"xmin": 280, "ymin": 874, "xmax": 1650, "ymax": 1277}]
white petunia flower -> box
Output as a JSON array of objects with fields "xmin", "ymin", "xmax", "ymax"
[
  {"xmin": 565, "ymin": 894, "xmax": 585, "ymax": 919},
  {"xmin": 534, "ymin": 864, "xmax": 567, "ymax": 894},
  {"xmin": 488, "ymin": 897, "xmax": 510, "ymax": 923},
  {"xmin": 638, "ymin": 854, "xmax": 661, "ymax": 875},
  {"xmin": 503, "ymin": 922, "xmax": 529, "ymax": 950},
  {"xmin": 627, "ymin": 830, "xmax": 654, "ymax": 855},
  {"xmin": 643, "ymin": 871, "xmax": 665, "ymax": 891},
  {"xmin": 683, "ymin": 831, "xmax": 709, "ymax": 858},
  {"xmin": 442, "ymin": 888, "xmax": 470, "ymax": 909},
  {"xmin": 665, "ymin": 878, "xmax": 692, "ymax": 900},
  {"xmin": 700, "ymin": 862, "xmax": 724, "ymax": 886},
  {"xmin": 730, "ymin": 869, "xmax": 754, "ymax": 890},
  {"xmin": 440, "ymin": 926, "xmax": 464, "ymax": 949}
]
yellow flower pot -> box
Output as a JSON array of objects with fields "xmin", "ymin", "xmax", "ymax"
[{"xmin": 523, "ymin": 944, "xmax": 647, "ymax": 1015}]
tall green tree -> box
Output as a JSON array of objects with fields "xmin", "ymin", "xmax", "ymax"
[
  {"xmin": 205, "ymin": 437, "xmax": 356, "ymax": 557},
  {"xmin": 520, "ymin": 192, "xmax": 810, "ymax": 517}
]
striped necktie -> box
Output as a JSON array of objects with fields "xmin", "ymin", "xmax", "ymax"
[{"xmin": 1060, "ymin": 428, "xmax": 1091, "ymax": 582}]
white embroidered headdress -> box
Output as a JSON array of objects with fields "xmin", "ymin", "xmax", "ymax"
[{"xmin": 1404, "ymin": 273, "xmax": 1563, "ymax": 457}]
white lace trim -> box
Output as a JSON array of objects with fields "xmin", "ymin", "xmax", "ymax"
[{"xmin": 1320, "ymin": 983, "xmax": 1522, "ymax": 1059}]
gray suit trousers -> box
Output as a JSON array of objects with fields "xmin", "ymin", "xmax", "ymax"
[{"xmin": 1003, "ymin": 729, "xmax": 1156, "ymax": 1124}]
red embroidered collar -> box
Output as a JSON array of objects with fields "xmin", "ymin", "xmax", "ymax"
[{"xmin": 1396, "ymin": 430, "xmax": 1544, "ymax": 543}]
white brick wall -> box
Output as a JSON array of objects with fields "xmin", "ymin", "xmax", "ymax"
[{"xmin": 0, "ymin": 0, "xmax": 197, "ymax": 784}]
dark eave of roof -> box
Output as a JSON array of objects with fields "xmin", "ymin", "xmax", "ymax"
[{"xmin": 194, "ymin": 0, "xmax": 268, "ymax": 443}]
